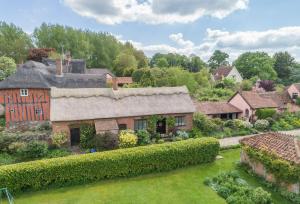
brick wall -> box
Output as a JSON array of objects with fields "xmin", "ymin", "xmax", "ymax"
[
  {"xmin": 241, "ymin": 150, "xmax": 300, "ymax": 194},
  {"xmin": 52, "ymin": 113, "xmax": 194, "ymax": 145},
  {"xmin": 0, "ymin": 88, "xmax": 50, "ymax": 127}
]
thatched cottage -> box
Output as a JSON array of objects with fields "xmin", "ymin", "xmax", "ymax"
[{"xmin": 51, "ymin": 86, "xmax": 195, "ymax": 146}]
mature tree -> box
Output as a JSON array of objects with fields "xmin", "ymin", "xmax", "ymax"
[
  {"xmin": 113, "ymin": 53, "xmax": 137, "ymax": 76},
  {"xmin": 273, "ymin": 51, "xmax": 295, "ymax": 80},
  {"xmin": 156, "ymin": 57, "xmax": 169, "ymax": 68},
  {"xmin": 234, "ymin": 52, "xmax": 276, "ymax": 80},
  {"xmin": 188, "ymin": 56, "xmax": 206, "ymax": 72},
  {"xmin": 208, "ymin": 50, "xmax": 229, "ymax": 70},
  {"xmin": 0, "ymin": 56, "xmax": 16, "ymax": 80},
  {"xmin": 0, "ymin": 22, "xmax": 32, "ymax": 63},
  {"xmin": 123, "ymin": 42, "xmax": 148, "ymax": 68},
  {"xmin": 259, "ymin": 80, "xmax": 275, "ymax": 92}
]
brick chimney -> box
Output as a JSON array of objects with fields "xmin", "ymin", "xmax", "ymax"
[
  {"xmin": 56, "ymin": 59, "xmax": 62, "ymax": 76},
  {"xmin": 112, "ymin": 77, "xmax": 118, "ymax": 90}
]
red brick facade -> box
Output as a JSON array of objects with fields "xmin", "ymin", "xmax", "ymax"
[
  {"xmin": 52, "ymin": 113, "xmax": 193, "ymax": 145},
  {"xmin": 0, "ymin": 88, "xmax": 50, "ymax": 127}
]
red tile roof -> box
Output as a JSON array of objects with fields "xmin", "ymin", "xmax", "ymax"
[
  {"xmin": 213, "ymin": 66, "xmax": 233, "ymax": 80},
  {"xmin": 117, "ymin": 77, "xmax": 133, "ymax": 84},
  {"xmin": 240, "ymin": 132, "xmax": 300, "ymax": 164},
  {"xmin": 194, "ymin": 100, "xmax": 242, "ymax": 115},
  {"xmin": 235, "ymin": 91, "xmax": 279, "ymax": 109}
]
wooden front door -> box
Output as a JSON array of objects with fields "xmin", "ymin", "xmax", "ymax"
[
  {"xmin": 70, "ymin": 128, "xmax": 80, "ymax": 146},
  {"xmin": 156, "ymin": 118, "xmax": 166, "ymax": 134}
]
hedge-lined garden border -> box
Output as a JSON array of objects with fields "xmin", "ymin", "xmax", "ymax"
[{"xmin": 0, "ymin": 137, "xmax": 219, "ymax": 193}]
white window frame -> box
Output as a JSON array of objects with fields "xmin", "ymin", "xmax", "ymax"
[
  {"xmin": 35, "ymin": 108, "xmax": 43, "ymax": 115},
  {"xmin": 175, "ymin": 116, "xmax": 185, "ymax": 127},
  {"xmin": 20, "ymin": 89, "xmax": 28, "ymax": 97}
]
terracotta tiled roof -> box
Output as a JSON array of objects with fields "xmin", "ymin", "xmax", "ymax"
[
  {"xmin": 240, "ymin": 132, "xmax": 300, "ymax": 164},
  {"xmin": 239, "ymin": 91, "xmax": 279, "ymax": 109},
  {"xmin": 117, "ymin": 77, "xmax": 133, "ymax": 84},
  {"xmin": 194, "ymin": 100, "xmax": 242, "ymax": 115},
  {"xmin": 213, "ymin": 66, "xmax": 232, "ymax": 80},
  {"xmin": 293, "ymin": 83, "xmax": 300, "ymax": 92},
  {"xmin": 259, "ymin": 91, "xmax": 292, "ymax": 108}
]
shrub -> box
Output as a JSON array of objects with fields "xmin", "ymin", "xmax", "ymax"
[
  {"xmin": 46, "ymin": 149, "xmax": 71, "ymax": 158},
  {"xmin": 8, "ymin": 142, "xmax": 26, "ymax": 154},
  {"xmin": 240, "ymin": 80, "xmax": 253, "ymax": 91},
  {"xmin": 0, "ymin": 137, "xmax": 219, "ymax": 192},
  {"xmin": 17, "ymin": 141, "xmax": 48, "ymax": 159},
  {"xmin": 52, "ymin": 132, "xmax": 68, "ymax": 147},
  {"xmin": 254, "ymin": 119, "xmax": 269, "ymax": 131},
  {"xmin": 0, "ymin": 118, "xmax": 5, "ymax": 127},
  {"xmin": 296, "ymin": 97, "xmax": 300, "ymax": 106},
  {"xmin": 205, "ymin": 171, "xmax": 272, "ymax": 204},
  {"xmin": 136, "ymin": 130, "xmax": 151, "ymax": 145},
  {"xmin": 93, "ymin": 132, "xmax": 118, "ymax": 151},
  {"xmin": 193, "ymin": 113, "xmax": 217, "ymax": 135},
  {"xmin": 36, "ymin": 122, "xmax": 52, "ymax": 131},
  {"xmin": 118, "ymin": 130, "xmax": 138, "ymax": 148},
  {"xmin": 176, "ymin": 130, "xmax": 189, "ymax": 139},
  {"xmin": 157, "ymin": 139, "xmax": 165, "ymax": 144},
  {"xmin": 80, "ymin": 124, "xmax": 96, "ymax": 149},
  {"xmin": 255, "ymin": 108, "xmax": 276, "ymax": 119},
  {"xmin": 0, "ymin": 153, "xmax": 16, "ymax": 165}
]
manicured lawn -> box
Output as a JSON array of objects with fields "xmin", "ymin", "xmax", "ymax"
[{"xmin": 12, "ymin": 149, "xmax": 291, "ymax": 204}]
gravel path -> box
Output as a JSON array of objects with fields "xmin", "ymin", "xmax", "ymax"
[{"xmin": 219, "ymin": 129, "xmax": 300, "ymax": 147}]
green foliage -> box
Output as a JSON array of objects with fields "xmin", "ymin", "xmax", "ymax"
[
  {"xmin": 0, "ymin": 56, "xmax": 16, "ymax": 80},
  {"xmin": 113, "ymin": 53, "xmax": 137, "ymax": 76},
  {"xmin": 296, "ymin": 98, "xmax": 300, "ymax": 106},
  {"xmin": 273, "ymin": 51, "xmax": 295, "ymax": 81},
  {"xmin": 254, "ymin": 119, "xmax": 270, "ymax": 131},
  {"xmin": 234, "ymin": 52, "xmax": 277, "ymax": 80},
  {"xmin": 136, "ymin": 130, "xmax": 151, "ymax": 145},
  {"xmin": 208, "ymin": 50, "xmax": 229, "ymax": 70},
  {"xmin": 255, "ymin": 108, "xmax": 276, "ymax": 119},
  {"xmin": 80, "ymin": 124, "xmax": 96, "ymax": 149},
  {"xmin": 150, "ymin": 53, "xmax": 206, "ymax": 72},
  {"xmin": 194, "ymin": 68, "xmax": 211, "ymax": 87},
  {"xmin": 93, "ymin": 132, "xmax": 119, "ymax": 151},
  {"xmin": 52, "ymin": 132, "xmax": 68, "ymax": 147},
  {"xmin": 240, "ymin": 80, "xmax": 253, "ymax": 91},
  {"xmin": 205, "ymin": 171, "xmax": 272, "ymax": 204},
  {"xmin": 166, "ymin": 116, "xmax": 176, "ymax": 132},
  {"xmin": 193, "ymin": 113, "xmax": 217, "ymax": 135},
  {"xmin": 46, "ymin": 149, "xmax": 71, "ymax": 158},
  {"xmin": 17, "ymin": 141, "xmax": 48, "ymax": 159},
  {"xmin": 0, "ymin": 21, "xmax": 32, "ymax": 62},
  {"xmin": 0, "ymin": 137, "xmax": 220, "ymax": 193},
  {"xmin": 243, "ymin": 145, "xmax": 300, "ymax": 183},
  {"xmin": 118, "ymin": 130, "xmax": 138, "ymax": 148},
  {"xmin": 0, "ymin": 153, "xmax": 16, "ymax": 165},
  {"xmin": 0, "ymin": 117, "xmax": 5, "ymax": 127},
  {"xmin": 270, "ymin": 112, "xmax": 300, "ymax": 131}
]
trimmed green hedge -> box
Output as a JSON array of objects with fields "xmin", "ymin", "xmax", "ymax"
[{"xmin": 0, "ymin": 138, "xmax": 219, "ymax": 193}]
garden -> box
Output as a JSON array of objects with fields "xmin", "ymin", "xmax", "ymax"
[
  {"xmin": 10, "ymin": 149, "xmax": 291, "ymax": 204},
  {"xmin": 192, "ymin": 110, "xmax": 300, "ymax": 139}
]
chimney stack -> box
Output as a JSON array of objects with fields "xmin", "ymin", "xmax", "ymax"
[
  {"xmin": 112, "ymin": 77, "xmax": 118, "ymax": 90},
  {"xmin": 56, "ymin": 59, "xmax": 62, "ymax": 76}
]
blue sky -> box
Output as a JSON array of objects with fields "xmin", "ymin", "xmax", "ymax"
[{"xmin": 1, "ymin": 0, "xmax": 300, "ymax": 60}]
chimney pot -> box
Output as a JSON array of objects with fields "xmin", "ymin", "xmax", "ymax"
[
  {"xmin": 112, "ymin": 77, "xmax": 118, "ymax": 90},
  {"xmin": 56, "ymin": 59, "xmax": 62, "ymax": 76}
]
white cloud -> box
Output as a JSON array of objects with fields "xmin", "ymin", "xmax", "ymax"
[
  {"xmin": 63, "ymin": 0, "xmax": 248, "ymax": 25},
  {"xmin": 118, "ymin": 26, "xmax": 300, "ymax": 61}
]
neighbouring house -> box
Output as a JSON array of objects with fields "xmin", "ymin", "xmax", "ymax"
[
  {"xmin": 287, "ymin": 83, "xmax": 300, "ymax": 102},
  {"xmin": 0, "ymin": 60, "xmax": 107, "ymax": 128},
  {"xmin": 240, "ymin": 132, "xmax": 300, "ymax": 194},
  {"xmin": 193, "ymin": 100, "xmax": 242, "ymax": 120},
  {"xmin": 228, "ymin": 91, "xmax": 281, "ymax": 121},
  {"xmin": 50, "ymin": 86, "xmax": 195, "ymax": 146},
  {"xmin": 107, "ymin": 77, "xmax": 133, "ymax": 87},
  {"xmin": 212, "ymin": 66, "xmax": 243, "ymax": 83}
]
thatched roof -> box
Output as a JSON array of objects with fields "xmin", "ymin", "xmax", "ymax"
[
  {"xmin": 0, "ymin": 60, "xmax": 107, "ymax": 89},
  {"xmin": 50, "ymin": 86, "xmax": 195, "ymax": 122}
]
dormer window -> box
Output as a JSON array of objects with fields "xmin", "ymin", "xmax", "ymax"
[
  {"xmin": 292, "ymin": 93, "xmax": 298, "ymax": 99},
  {"xmin": 20, "ymin": 89, "xmax": 28, "ymax": 97}
]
